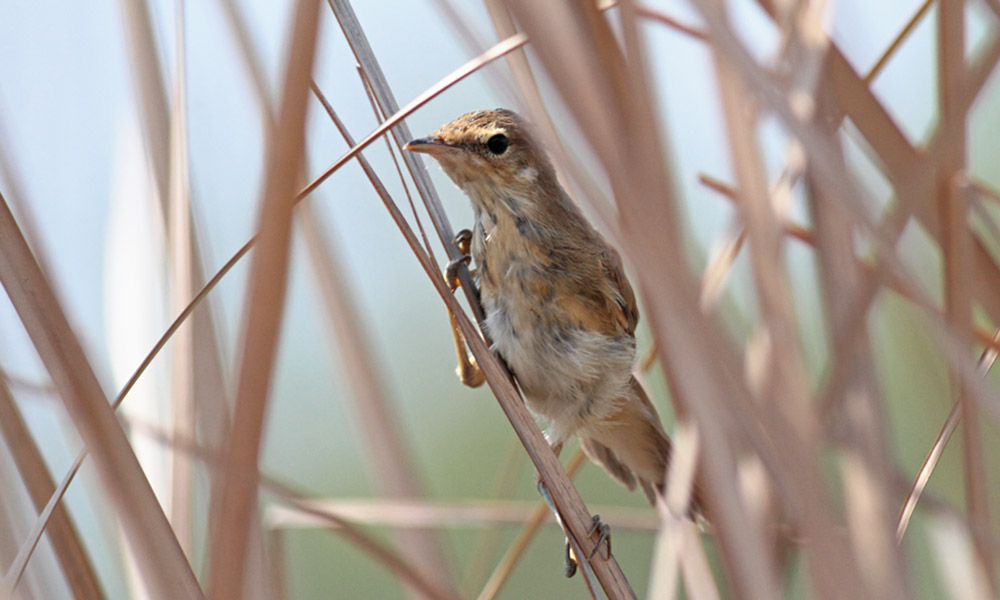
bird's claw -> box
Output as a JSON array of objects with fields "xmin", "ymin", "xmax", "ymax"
[
  {"xmin": 563, "ymin": 539, "xmax": 578, "ymax": 578},
  {"xmin": 560, "ymin": 513, "xmax": 611, "ymax": 578},
  {"xmin": 445, "ymin": 253, "xmax": 472, "ymax": 292},
  {"xmin": 453, "ymin": 228, "xmax": 472, "ymax": 255},
  {"xmin": 587, "ymin": 514, "xmax": 611, "ymax": 561}
]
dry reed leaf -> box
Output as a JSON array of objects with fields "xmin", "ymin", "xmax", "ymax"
[
  {"xmin": 896, "ymin": 402, "xmax": 961, "ymax": 544},
  {"xmin": 206, "ymin": 1, "xmax": 320, "ymax": 597},
  {"xmin": 0, "ymin": 379, "xmax": 101, "ymax": 599},
  {"xmin": 256, "ymin": 11, "xmax": 452, "ymax": 594},
  {"xmin": 459, "ymin": 439, "xmax": 527, "ymax": 595},
  {"xmin": 3, "ymin": 6, "xmax": 543, "ymax": 599},
  {"xmin": 0, "ymin": 191, "xmax": 202, "ymax": 598}
]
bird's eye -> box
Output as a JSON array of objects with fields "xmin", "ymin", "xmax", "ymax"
[{"xmin": 486, "ymin": 133, "xmax": 509, "ymax": 155}]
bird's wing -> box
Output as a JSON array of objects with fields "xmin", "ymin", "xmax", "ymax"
[{"xmin": 601, "ymin": 245, "xmax": 639, "ymax": 335}]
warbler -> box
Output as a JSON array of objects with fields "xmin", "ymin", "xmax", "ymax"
[{"xmin": 406, "ymin": 109, "xmax": 686, "ymax": 509}]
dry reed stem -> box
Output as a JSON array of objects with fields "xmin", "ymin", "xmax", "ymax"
[
  {"xmin": 1, "ymin": 374, "xmax": 56, "ymax": 396},
  {"xmin": 126, "ymin": 0, "xmax": 233, "ymax": 548},
  {"xmin": 207, "ymin": 1, "xmax": 320, "ymax": 597},
  {"xmin": 265, "ymin": 492, "xmax": 458, "ymax": 600},
  {"xmin": 168, "ymin": 0, "xmax": 195, "ymax": 558},
  {"xmin": 0, "ymin": 187, "xmax": 202, "ymax": 598},
  {"xmin": 699, "ymin": 173, "xmax": 1000, "ymax": 356},
  {"xmin": 736, "ymin": 0, "xmax": 995, "ymax": 592},
  {"xmin": 218, "ymin": 0, "xmax": 275, "ymax": 122},
  {"xmin": 712, "ymin": 156, "xmax": 989, "ymax": 596},
  {"xmin": 117, "ymin": 0, "xmax": 170, "ymax": 211},
  {"xmin": 649, "ymin": 423, "xmax": 720, "ymax": 600},
  {"xmin": 709, "ymin": 11, "xmax": 866, "ymax": 595},
  {"xmin": 326, "ymin": 0, "xmax": 487, "ymax": 325},
  {"xmin": 0, "ymin": 379, "xmax": 101, "ymax": 599},
  {"xmin": 864, "ymin": 0, "xmax": 934, "ymax": 84},
  {"xmin": 828, "ymin": 31, "xmax": 1000, "ymax": 329},
  {"xmin": 937, "ymin": 0, "xmax": 994, "ymax": 584},
  {"xmin": 126, "ymin": 0, "xmax": 233, "ymax": 438},
  {"xmin": 734, "ymin": 0, "xmax": 1000, "ymax": 441},
  {"xmin": 9, "ymin": 1, "xmax": 993, "ymax": 596},
  {"xmin": 356, "ymin": 68, "xmax": 437, "ymax": 262},
  {"xmin": 809, "ymin": 83, "xmax": 908, "ymax": 598},
  {"xmin": 0, "ymin": 112, "xmax": 54, "ymax": 284},
  {"xmin": 266, "ymin": 498, "xmax": 658, "ymax": 533}
]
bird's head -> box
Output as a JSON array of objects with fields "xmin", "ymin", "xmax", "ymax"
[{"xmin": 404, "ymin": 109, "xmax": 554, "ymax": 195}]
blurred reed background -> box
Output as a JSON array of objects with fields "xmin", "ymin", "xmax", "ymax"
[{"xmin": 0, "ymin": 0, "xmax": 998, "ymax": 598}]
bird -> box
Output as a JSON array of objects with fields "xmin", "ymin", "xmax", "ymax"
[{"xmin": 404, "ymin": 108, "xmax": 693, "ymax": 513}]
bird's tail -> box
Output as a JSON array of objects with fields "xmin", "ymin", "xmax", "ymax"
[{"xmin": 579, "ymin": 377, "xmax": 704, "ymax": 516}]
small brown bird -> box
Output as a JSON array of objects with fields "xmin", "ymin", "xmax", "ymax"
[{"xmin": 405, "ymin": 109, "xmax": 678, "ymax": 507}]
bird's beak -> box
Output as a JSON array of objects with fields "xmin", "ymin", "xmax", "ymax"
[{"xmin": 403, "ymin": 136, "xmax": 457, "ymax": 156}]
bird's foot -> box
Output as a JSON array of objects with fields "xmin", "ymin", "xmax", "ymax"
[
  {"xmin": 453, "ymin": 228, "xmax": 472, "ymax": 255},
  {"xmin": 563, "ymin": 538, "xmax": 578, "ymax": 578},
  {"xmin": 445, "ymin": 253, "xmax": 471, "ymax": 292},
  {"xmin": 446, "ymin": 229, "xmax": 473, "ymax": 291},
  {"xmin": 537, "ymin": 479, "xmax": 610, "ymax": 577},
  {"xmin": 587, "ymin": 514, "xmax": 611, "ymax": 561}
]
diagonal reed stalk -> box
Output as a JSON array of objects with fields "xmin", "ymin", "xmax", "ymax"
[{"xmin": 0, "ymin": 186, "xmax": 202, "ymax": 599}]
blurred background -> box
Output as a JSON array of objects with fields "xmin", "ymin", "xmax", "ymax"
[{"xmin": 0, "ymin": 0, "xmax": 997, "ymax": 598}]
